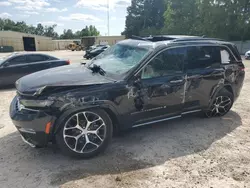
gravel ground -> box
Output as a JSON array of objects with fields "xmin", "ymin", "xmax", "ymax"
[{"xmin": 0, "ymin": 51, "xmax": 250, "ymax": 188}]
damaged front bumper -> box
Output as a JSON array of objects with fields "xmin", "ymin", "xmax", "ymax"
[{"xmin": 9, "ymin": 96, "xmax": 55, "ymax": 147}]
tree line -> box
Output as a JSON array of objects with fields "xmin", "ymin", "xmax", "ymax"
[
  {"xmin": 122, "ymin": 0, "xmax": 250, "ymax": 41},
  {"xmin": 0, "ymin": 18, "xmax": 100, "ymax": 39}
]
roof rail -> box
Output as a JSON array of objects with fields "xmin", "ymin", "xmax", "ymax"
[
  {"xmin": 131, "ymin": 35, "xmax": 151, "ymax": 41},
  {"xmin": 173, "ymin": 37, "xmax": 225, "ymax": 42}
]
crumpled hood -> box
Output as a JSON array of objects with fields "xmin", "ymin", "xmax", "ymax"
[{"xmin": 16, "ymin": 64, "xmax": 115, "ymax": 95}]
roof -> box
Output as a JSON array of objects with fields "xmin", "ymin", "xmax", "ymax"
[
  {"xmin": 7, "ymin": 52, "xmax": 56, "ymax": 57},
  {"xmin": 125, "ymin": 35, "xmax": 234, "ymax": 49}
]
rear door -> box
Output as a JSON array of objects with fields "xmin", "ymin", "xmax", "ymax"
[
  {"xmin": 26, "ymin": 54, "xmax": 51, "ymax": 72},
  {"xmin": 183, "ymin": 45, "xmax": 224, "ymax": 111}
]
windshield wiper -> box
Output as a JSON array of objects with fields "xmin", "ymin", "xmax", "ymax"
[{"xmin": 89, "ymin": 64, "xmax": 106, "ymax": 76}]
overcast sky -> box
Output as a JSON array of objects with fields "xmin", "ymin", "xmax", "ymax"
[{"xmin": 0, "ymin": 0, "xmax": 130, "ymax": 35}]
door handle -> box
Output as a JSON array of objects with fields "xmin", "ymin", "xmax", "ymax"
[{"xmin": 170, "ymin": 80, "xmax": 183, "ymax": 84}]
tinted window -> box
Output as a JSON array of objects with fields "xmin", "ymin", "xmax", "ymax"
[
  {"xmin": 8, "ymin": 56, "xmax": 26, "ymax": 65},
  {"xmin": 186, "ymin": 46, "xmax": 221, "ymax": 69},
  {"xmin": 142, "ymin": 47, "xmax": 186, "ymax": 79},
  {"xmin": 27, "ymin": 55, "xmax": 48, "ymax": 62}
]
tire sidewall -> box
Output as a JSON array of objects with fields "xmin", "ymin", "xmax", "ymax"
[{"xmin": 56, "ymin": 108, "xmax": 113, "ymax": 159}]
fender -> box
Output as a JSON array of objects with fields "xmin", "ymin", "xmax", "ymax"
[{"xmin": 52, "ymin": 100, "xmax": 120, "ymax": 134}]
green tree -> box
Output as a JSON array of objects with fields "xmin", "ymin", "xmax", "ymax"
[
  {"xmin": 122, "ymin": 0, "xmax": 165, "ymax": 37},
  {"xmin": 35, "ymin": 24, "xmax": 44, "ymax": 36},
  {"xmin": 44, "ymin": 24, "xmax": 58, "ymax": 39},
  {"xmin": 0, "ymin": 18, "xmax": 100, "ymax": 40}
]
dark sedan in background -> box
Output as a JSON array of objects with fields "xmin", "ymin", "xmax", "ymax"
[
  {"xmin": 84, "ymin": 45, "xmax": 110, "ymax": 59},
  {"xmin": 0, "ymin": 53, "xmax": 70, "ymax": 87}
]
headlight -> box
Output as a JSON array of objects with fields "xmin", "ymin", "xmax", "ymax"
[{"xmin": 19, "ymin": 99, "xmax": 54, "ymax": 108}]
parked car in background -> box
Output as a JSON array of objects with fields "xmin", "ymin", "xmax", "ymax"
[
  {"xmin": 245, "ymin": 50, "xmax": 250, "ymax": 60},
  {"xmin": 0, "ymin": 53, "xmax": 70, "ymax": 87},
  {"xmin": 9, "ymin": 36, "xmax": 244, "ymax": 159},
  {"xmin": 84, "ymin": 45, "xmax": 110, "ymax": 59}
]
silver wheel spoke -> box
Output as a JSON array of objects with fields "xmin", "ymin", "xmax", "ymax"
[
  {"xmin": 91, "ymin": 118, "xmax": 101, "ymax": 124},
  {"xmin": 64, "ymin": 127, "xmax": 77, "ymax": 131},
  {"xmin": 63, "ymin": 111, "xmax": 107, "ymax": 154},
  {"xmin": 80, "ymin": 142, "xmax": 88, "ymax": 152},
  {"xmin": 64, "ymin": 135, "xmax": 76, "ymax": 139},
  {"xmin": 83, "ymin": 112, "xmax": 89, "ymax": 122},
  {"xmin": 74, "ymin": 137, "xmax": 79, "ymax": 150},
  {"xmin": 76, "ymin": 114, "xmax": 79, "ymax": 125},
  {"xmin": 220, "ymin": 100, "xmax": 231, "ymax": 108},
  {"xmin": 85, "ymin": 134, "xmax": 90, "ymax": 143},
  {"xmin": 89, "ymin": 141, "xmax": 99, "ymax": 148},
  {"xmin": 87, "ymin": 130, "xmax": 97, "ymax": 134},
  {"xmin": 96, "ymin": 124, "xmax": 105, "ymax": 131},
  {"xmin": 96, "ymin": 134, "xmax": 103, "ymax": 142}
]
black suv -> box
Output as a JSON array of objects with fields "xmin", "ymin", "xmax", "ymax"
[{"xmin": 9, "ymin": 36, "xmax": 245, "ymax": 158}]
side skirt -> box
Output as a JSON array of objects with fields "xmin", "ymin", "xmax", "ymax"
[{"xmin": 132, "ymin": 109, "xmax": 201, "ymax": 128}]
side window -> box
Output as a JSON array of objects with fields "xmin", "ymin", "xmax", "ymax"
[
  {"xmin": 220, "ymin": 47, "xmax": 234, "ymax": 64},
  {"xmin": 27, "ymin": 55, "xmax": 48, "ymax": 63},
  {"xmin": 8, "ymin": 56, "xmax": 26, "ymax": 66},
  {"xmin": 141, "ymin": 47, "xmax": 186, "ymax": 79},
  {"xmin": 186, "ymin": 46, "xmax": 221, "ymax": 70}
]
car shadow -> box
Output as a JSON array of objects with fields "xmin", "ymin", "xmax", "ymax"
[{"xmin": 0, "ymin": 111, "xmax": 242, "ymax": 186}]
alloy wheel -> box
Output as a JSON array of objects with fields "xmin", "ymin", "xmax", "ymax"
[
  {"xmin": 206, "ymin": 96, "xmax": 232, "ymax": 117},
  {"xmin": 63, "ymin": 111, "xmax": 106, "ymax": 154}
]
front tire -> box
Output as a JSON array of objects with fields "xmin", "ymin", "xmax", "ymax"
[
  {"xmin": 205, "ymin": 89, "xmax": 233, "ymax": 118},
  {"xmin": 56, "ymin": 109, "xmax": 113, "ymax": 158}
]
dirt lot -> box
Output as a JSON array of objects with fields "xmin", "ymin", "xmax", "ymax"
[{"xmin": 0, "ymin": 51, "xmax": 250, "ymax": 188}]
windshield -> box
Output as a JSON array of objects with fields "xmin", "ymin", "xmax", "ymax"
[{"xmin": 88, "ymin": 43, "xmax": 150, "ymax": 75}]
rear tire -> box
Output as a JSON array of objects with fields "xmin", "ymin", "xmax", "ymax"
[
  {"xmin": 56, "ymin": 109, "xmax": 113, "ymax": 159},
  {"xmin": 205, "ymin": 89, "xmax": 233, "ymax": 118}
]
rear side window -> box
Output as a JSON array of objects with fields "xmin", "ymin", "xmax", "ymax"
[
  {"xmin": 224, "ymin": 44, "xmax": 241, "ymax": 61},
  {"xmin": 8, "ymin": 56, "xmax": 26, "ymax": 65},
  {"xmin": 186, "ymin": 46, "xmax": 221, "ymax": 69},
  {"xmin": 141, "ymin": 47, "xmax": 186, "ymax": 79},
  {"xmin": 27, "ymin": 55, "xmax": 48, "ymax": 62},
  {"xmin": 220, "ymin": 46, "xmax": 235, "ymax": 64}
]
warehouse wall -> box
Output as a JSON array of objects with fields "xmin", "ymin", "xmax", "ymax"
[
  {"xmin": 95, "ymin": 36, "xmax": 125, "ymax": 46},
  {"xmin": 231, "ymin": 41, "xmax": 250, "ymax": 54},
  {"xmin": 36, "ymin": 37, "xmax": 53, "ymax": 51},
  {"xmin": 0, "ymin": 37, "xmax": 23, "ymax": 51},
  {"xmin": 0, "ymin": 31, "xmax": 53, "ymax": 51}
]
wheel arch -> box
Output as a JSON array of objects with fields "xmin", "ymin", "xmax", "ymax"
[
  {"xmin": 52, "ymin": 103, "xmax": 120, "ymax": 135},
  {"xmin": 209, "ymin": 84, "xmax": 234, "ymax": 109}
]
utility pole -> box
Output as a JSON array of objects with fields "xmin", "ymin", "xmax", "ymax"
[{"xmin": 107, "ymin": 0, "xmax": 110, "ymax": 36}]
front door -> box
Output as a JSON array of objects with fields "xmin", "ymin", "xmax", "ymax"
[{"xmin": 131, "ymin": 47, "xmax": 187, "ymax": 125}]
